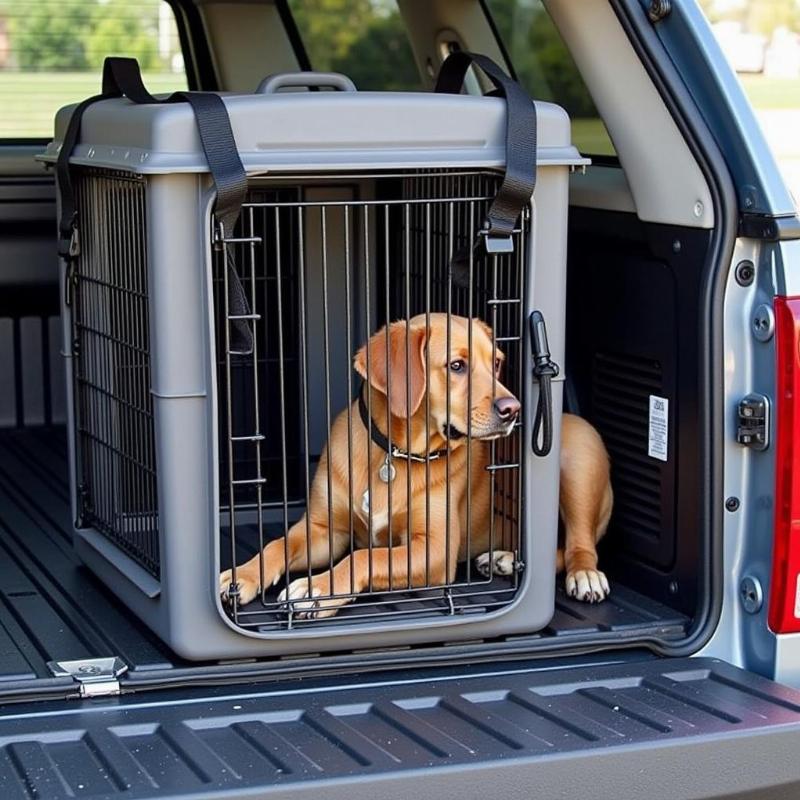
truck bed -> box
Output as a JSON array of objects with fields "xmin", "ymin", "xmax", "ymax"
[{"xmin": 0, "ymin": 427, "xmax": 689, "ymax": 691}]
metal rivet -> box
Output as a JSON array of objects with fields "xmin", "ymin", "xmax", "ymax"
[
  {"xmin": 725, "ymin": 496, "xmax": 740, "ymax": 512},
  {"xmin": 740, "ymin": 576, "xmax": 763, "ymax": 614},
  {"xmin": 734, "ymin": 260, "xmax": 755, "ymax": 287},
  {"xmin": 668, "ymin": 581, "xmax": 679, "ymax": 594},
  {"xmin": 693, "ymin": 201, "xmax": 704, "ymax": 218},
  {"xmin": 752, "ymin": 304, "xmax": 774, "ymax": 342},
  {"xmin": 672, "ymin": 239, "xmax": 681, "ymax": 253}
]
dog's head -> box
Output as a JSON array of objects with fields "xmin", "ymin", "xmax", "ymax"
[{"xmin": 354, "ymin": 313, "xmax": 520, "ymax": 444}]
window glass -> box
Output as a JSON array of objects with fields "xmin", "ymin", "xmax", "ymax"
[
  {"xmin": 287, "ymin": 0, "xmax": 422, "ymax": 91},
  {"xmin": 0, "ymin": 0, "xmax": 187, "ymax": 139},
  {"xmin": 485, "ymin": 0, "xmax": 616, "ymax": 157}
]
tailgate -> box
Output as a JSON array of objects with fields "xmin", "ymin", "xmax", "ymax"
[{"xmin": 1, "ymin": 657, "xmax": 799, "ymax": 800}]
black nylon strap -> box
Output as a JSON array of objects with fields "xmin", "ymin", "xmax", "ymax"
[
  {"xmin": 435, "ymin": 51, "xmax": 537, "ymax": 240},
  {"xmin": 59, "ymin": 57, "xmax": 248, "ymax": 243},
  {"xmin": 57, "ymin": 56, "xmax": 252, "ymax": 352}
]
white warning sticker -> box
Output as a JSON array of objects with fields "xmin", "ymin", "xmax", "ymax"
[{"xmin": 648, "ymin": 395, "xmax": 669, "ymax": 462}]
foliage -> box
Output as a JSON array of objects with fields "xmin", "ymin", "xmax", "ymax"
[
  {"xmin": 5, "ymin": 1, "xmax": 93, "ymax": 70},
  {"xmin": 486, "ymin": 0, "xmax": 598, "ymax": 119},
  {"xmin": 3, "ymin": 0, "xmax": 165, "ymax": 71},
  {"xmin": 288, "ymin": 0, "xmax": 421, "ymax": 90},
  {"xmin": 85, "ymin": 0, "xmax": 161, "ymax": 70}
]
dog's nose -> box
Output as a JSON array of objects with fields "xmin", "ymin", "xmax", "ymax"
[{"xmin": 494, "ymin": 397, "xmax": 521, "ymax": 421}]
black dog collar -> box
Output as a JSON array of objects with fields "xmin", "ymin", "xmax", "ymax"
[{"xmin": 357, "ymin": 388, "xmax": 450, "ymax": 463}]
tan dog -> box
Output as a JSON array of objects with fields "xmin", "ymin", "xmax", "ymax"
[{"xmin": 219, "ymin": 313, "xmax": 612, "ymax": 617}]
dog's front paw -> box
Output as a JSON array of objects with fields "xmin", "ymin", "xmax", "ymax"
[
  {"xmin": 219, "ymin": 568, "xmax": 261, "ymax": 606},
  {"xmin": 278, "ymin": 574, "xmax": 353, "ymax": 620},
  {"xmin": 475, "ymin": 550, "xmax": 517, "ymax": 577},
  {"xmin": 565, "ymin": 569, "xmax": 610, "ymax": 603}
]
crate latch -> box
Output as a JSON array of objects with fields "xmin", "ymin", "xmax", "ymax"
[{"xmin": 47, "ymin": 657, "xmax": 128, "ymax": 698}]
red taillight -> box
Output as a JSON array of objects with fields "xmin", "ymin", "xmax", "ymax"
[{"xmin": 768, "ymin": 296, "xmax": 800, "ymax": 633}]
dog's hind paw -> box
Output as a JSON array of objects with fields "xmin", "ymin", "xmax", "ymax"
[
  {"xmin": 565, "ymin": 569, "xmax": 610, "ymax": 603},
  {"xmin": 475, "ymin": 550, "xmax": 517, "ymax": 578}
]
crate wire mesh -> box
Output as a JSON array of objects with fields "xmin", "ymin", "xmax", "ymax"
[
  {"xmin": 217, "ymin": 169, "xmax": 527, "ymax": 630},
  {"xmin": 71, "ymin": 169, "xmax": 160, "ymax": 578}
]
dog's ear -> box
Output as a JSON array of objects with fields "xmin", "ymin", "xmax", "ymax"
[
  {"xmin": 354, "ymin": 321, "xmax": 428, "ymax": 418},
  {"xmin": 476, "ymin": 319, "xmax": 493, "ymax": 341}
]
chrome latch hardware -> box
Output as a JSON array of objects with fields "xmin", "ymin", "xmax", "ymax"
[
  {"xmin": 736, "ymin": 393, "xmax": 770, "ymax": 450},
  {"xmin": 47, "ymin": 657, "xmax": 128, "ymax": 698}
]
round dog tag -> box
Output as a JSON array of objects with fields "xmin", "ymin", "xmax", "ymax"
[{"xmin": 379, "ymin": 456, "xmax": 396, "ymax": 483}]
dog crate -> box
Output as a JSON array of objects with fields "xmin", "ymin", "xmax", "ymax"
[{"xmin": 45, "ymin": 75, "xmax": 585, "ymax": 659}]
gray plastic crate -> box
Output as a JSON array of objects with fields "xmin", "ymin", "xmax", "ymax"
[{"xmin": 44, "ymin": 87, "xmax": 586, "ymax": 660}]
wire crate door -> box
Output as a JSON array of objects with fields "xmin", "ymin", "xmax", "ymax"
[{"xmin": 217, "ymin": 170, "xmax": 528, "ymax": 631}]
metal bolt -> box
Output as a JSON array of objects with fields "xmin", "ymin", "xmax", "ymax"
[
  {"xmin": 740, "ymin": 576, "xmax": 763, "ymax": 614},
  {"xmin": 752, "ymin": 304, "xmax": 774, "ymax": 342},
  {"xmin": 734, "ymin": 260, "xmax": 755, "ymax": 287},
  {"xmin": 648, "ymin": 0, "xmax": 671, "ymax": 22},
  {"xmin": 672, "ymin": 239, "xmax": 681, "ymax": 253},
  {"xmin": 725, "ymin": 496, "xmax": 740, "ymax": 512},
  {"xmin": 693, "ymin": 201, "xmax": 704, "ymax": 218}
]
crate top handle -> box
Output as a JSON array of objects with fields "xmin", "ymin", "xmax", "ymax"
[{"xmin": 256, "ymin": 72, "xmax": 357, "ymax": 94}]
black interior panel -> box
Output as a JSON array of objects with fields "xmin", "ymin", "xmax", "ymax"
[{"xmin": 567, "ymin": 207, "xmax": 711, "ymax": 617}]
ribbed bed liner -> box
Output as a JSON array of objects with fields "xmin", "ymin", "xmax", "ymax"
[{"xmin": 0, "ymin": 427, "xmax": 688, "ymax": 686}]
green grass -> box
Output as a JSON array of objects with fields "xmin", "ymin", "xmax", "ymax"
[
  {"xmin": 571, "ymin": 118, "xmax": 616, "ymax": 158},
  {"xmin": 571, "ymin": 76, "xmax": 800, "ymax": 159},
  {"xmin": 2, "ymin": 69, "xmax": 798, "ymax": 148},
  {"xmin": 0, "ymin": 71, "xmax": 186, "ymax": 139},
  {"xmin": 739, "ymin": 75, "xmax": 800, "ymax": 110}
]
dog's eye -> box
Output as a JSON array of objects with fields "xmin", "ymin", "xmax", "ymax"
[{"xmin": 449, "ymin": 359, "xmax": 466, "ymax": 373}]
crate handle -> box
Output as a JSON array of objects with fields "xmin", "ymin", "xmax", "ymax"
[{"xmin": 256, "ymin": 72, "xmax": 357, "ymax": 94}]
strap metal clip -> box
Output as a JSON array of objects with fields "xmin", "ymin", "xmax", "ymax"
[
  {"xmin": 482, "ymin": 232, "xmax": 515, "ymax": 255},
  {"xmin": 58, "ymin": 221, "xmax": 80, "ymax": 260}
]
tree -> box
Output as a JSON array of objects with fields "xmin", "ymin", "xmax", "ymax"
[
  {"xmin": 5, "ymin": 0, "xmax": 166, "ymax": 72},
  {"xmin": 7, "ymin": 0, "xmax": 92, "ymax": 70},
  {"xmin": 487, "ymin": 0, "xmax": 598, "ymax": 118},
  {"xmin": 289, "ymin": 0, "xmax": 376, "ymax": 70},
  {"xmin": 85, "ymin": 15, "xmax": 158, "ymax": 70},
  {"xmin": 331, "ymin": 11, "xmax": 420, "ymax": 90}
]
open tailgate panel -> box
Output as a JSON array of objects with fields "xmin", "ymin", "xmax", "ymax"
[{"xmin": 1, "ymin": 657, "xmax": 800, "ymax": 799}]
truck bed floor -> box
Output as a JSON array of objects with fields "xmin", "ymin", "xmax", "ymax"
[{"xmin": 0, "ymin": 427, "xmax": 689, "ymax": 686}]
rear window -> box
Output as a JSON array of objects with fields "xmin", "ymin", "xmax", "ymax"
[
  {"xmin": 0, "ymin": 0, "xmax": 187, "ymax": 140},
  {"xmin": 287, "ymin": 0, "xmax": 422, "ymax": 91},
  {"xmin": 485, "ymin": 0, "xmax": 616, "ymax": 157}
]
